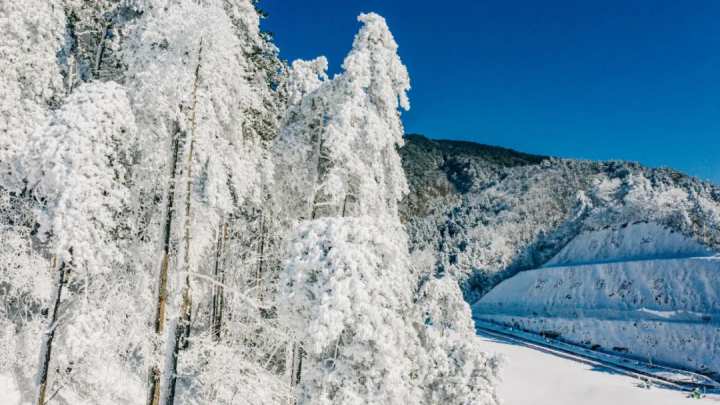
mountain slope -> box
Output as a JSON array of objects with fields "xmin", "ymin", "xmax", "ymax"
[
  {"xmin": 474, "ymin": 256, "xmax": 720, "ymax": 375},
  {"xmin": 400, "ymin": 134, "xmax": 720, "ymax": 302}
]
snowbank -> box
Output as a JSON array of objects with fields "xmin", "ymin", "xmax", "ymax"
[
  {"xmin": 0, "ymin": 374, "xmax": 21, "ymax": 405},
  {"xmin": 477, "ymin": 332, "xmax": 719, "ymax": 404},
  {"xmin": 545, "ymin": 223, "xmax": 713, "ymax": 267},
  {"xmin": 474, "ymin": 257, "xmax": 720, "ymax": 375}
]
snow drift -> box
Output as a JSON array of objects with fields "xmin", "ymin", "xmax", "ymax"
[
  {"xmin": 474, "ymin": 251, "xmax": 720, "ymax": 376},
  {"xmin": 544, "ymin": 222, "xmax": 714, "ymax": 267}
]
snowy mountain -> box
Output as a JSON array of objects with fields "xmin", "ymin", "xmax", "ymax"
[
  {"xmin": 1, "ymin": 0, "xmax": 716, "ymax": 402},
  {"xmin": 400, "ymin": 134, "xmax": 720, "ymax": 302},
  {"xmin": 398, "ymin": 134, "xmax": 720, "ymax": 378}
]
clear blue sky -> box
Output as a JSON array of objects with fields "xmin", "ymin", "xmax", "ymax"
[{"xmin": 261, "ymin": 0, "xmax": 720, "ymax": 184}]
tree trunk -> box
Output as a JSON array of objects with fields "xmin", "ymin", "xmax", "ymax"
[
  {"xmin": 341, "ymin": 194, "xmax": 349, "ymax": 217},
  {"xmin": 93, "ymin": 21, "xmax": 110, "ymax": 78},
  {"xmin": 148, "ymin": 124, "xmax": 183, "ymax": 405},
  {"xmin": 286, "ymin": 342, "xmax": 305, "ymax": 391},
  {"xmin": 256, "ymin": 212, "xmax": 266, "ymax": 299},
  {"xmin": 36, "ymin": 258, "xmax": 67, "ymax": 405},
  {"xmin": 288, "ymin": 123, "xmax": 329, "ymax": 395},
  {"xmin": 309, "ymin": 127, "xmax": 326, "ymax": 220},
  {"xmin": 164, "ymin": 37, "xmax": 203, "ymax": 405},
  {"xmin": 211, "ymin": 218, "xmax": 227, "ymax": 341}
]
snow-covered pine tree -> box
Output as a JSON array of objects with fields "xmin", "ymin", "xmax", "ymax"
[
  {"xmin": 273, "ymin": 57, "xmax": 329, "ymax": 223},
  {"xmin": 277, "ymin": 13, "xmax": 427, "ymax": 404},
  {"xmin": 276, "ymin": 13, "xmax": 500, "ymax": 405},
  {"xmin": 415, "ymin": 275, "xmax": 501, "ymax": 404},
  {"xmin": 19, "ymin": 81, "xmax": 138, "ymax": 405},
  {"xmin": 279, "ymin": 216, "xmax": 425, "ymax": 404},
  {"xmin": 122, "ymin": 1, "xmax": 286, "ymax": 403},
  {"xmin": 0, "ymin": 0, "xmax": 66, "ymax": 191}
]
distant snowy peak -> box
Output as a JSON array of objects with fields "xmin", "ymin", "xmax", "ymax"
[{"xmin": 544, "ymin": 222, "xmax": 715, "ymax": 268}]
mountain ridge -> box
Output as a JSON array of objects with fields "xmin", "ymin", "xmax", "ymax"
[{"xmin": 399, "ymin": 133, "xmax": 720, "ymax": 302}]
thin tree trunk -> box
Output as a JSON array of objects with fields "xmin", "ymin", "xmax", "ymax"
[
  {"xmin": 211, "ymin": 217, "xmax": 227, "ymax": 341},
  {"xmin": 148, "ymin": 125, "xmax": 183, "ymax": 405},
  {"xmin": 286, "ymin": 341, "xmax": 305, "ymax": 405},
  {"xmin": 341, "ymin": 194, "xmax": 349, "ymax": 217},
  {"xmin": 36, "ymin": 257, "xmax": 67, "ymax": 405},
  {"xmin": 93, "ymin": 21, "xmax": 110, "ymax": 78},
  {"xmin": 63, "ymin": 15, "xmax": 80, "ymax": 95},
  {"xmin": 256, "ymin": 212, "xmax": 266, "ymax": 299},
  {"xmin": 288, "ymin": 126, "xmax": 328, "ymax": 395},
  {"xmin": 165, "ymin": 37, "xmax": 203, "ymax": 405},
  {"xmin": 309, "ymin": 128, "xmax": 325, "ymax": 220}
]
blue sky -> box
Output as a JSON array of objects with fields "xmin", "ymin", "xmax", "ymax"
[{"xmin": 261, "ymin": 0, "xmax": 720, "ymax": 184}]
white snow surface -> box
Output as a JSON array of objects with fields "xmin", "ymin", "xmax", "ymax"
[
  {"xmin": 545, "ymin": 222, "xmax": 713, "ymax": 267},
  {"xmin": 475, "ymin": 256, "xmax": 720, "ymax": 374},
  {"xmin": 478, "ymin": 257, "xmax": 720, "ymax": 315},
  {"xmin": 0, "ymin": 374, "xmax": 21, "ymax": 405},
  {"xmin": 477, "ymin": 332, "xmax": 720, "ymax": 405}
]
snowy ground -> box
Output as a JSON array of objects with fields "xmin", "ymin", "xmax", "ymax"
[
  {"xmin": 478, "ymin": 331, "xmax": 720, "ymax": 404},
  {"xmin": 0, "ymin": 374, "xmax": 21, "ymax": 405}
]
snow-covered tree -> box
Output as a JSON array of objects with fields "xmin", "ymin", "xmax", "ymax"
[
  {"xmin": 122, "ymin": 1, "xmax": 283, "ymax": 403},
  {"xmin": 276, "ymin": 13, "xmax": 499, "ymax": 405},
  {"xmin": 0, "ymin": 193, "xmax": 52, "ymax": 405},
  {"xmin": 20, "ymin": 81, "xmax": 138, "ymax": 404},
  {"xmin": 327, "ymin": 12, "xmax": 411, "ymax": 220},
  {"xmin": 279, "ymin": 217, "xmax": 425, "ymax": 404},
  {"xmin": 0, "ymin": 0, "xmax": 66, "ymax": 191},
  {"xmin": 277, "ymin": 13, "xmax": 424, "ymax": 404},
  {"xmin": 59, "ymin": 0, "xmax": 146, "ymax": 84},
  {"xmin": 415, "ymin": 276, "xmax": 500, "ymax": 404},
  {"xmin": 23, "ymin": 81, "xmax": 136, "ymax": 277},
  {"xmin": 273, "ymin": 57, "xmax": 329, "ymax": 222},
  {"xmin": 273, "ymin": 10, "xmax": 411, "ymax": 221}
]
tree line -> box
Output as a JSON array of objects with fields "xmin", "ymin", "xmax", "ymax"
[{"xmin": 0, "ymin": 1, "xmax": 499, "ymax": 404}]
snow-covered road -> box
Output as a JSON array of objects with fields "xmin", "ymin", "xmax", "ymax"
[{"xmin": 477, "ymin": 331, "xmax": 720, "ymax": 404}]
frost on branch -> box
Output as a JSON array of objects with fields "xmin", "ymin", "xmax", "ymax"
[
  {"xmin": 23, "ymin": 81, "xmax": 137, "ymax": 273},
  {"xmin": 279, "ymin": 217, "xmax": 422, "ymax": 404},
  {"xmin": 0, "ymin": 0, "xmax": 66, "ymax": 191},
  {"xmin": 275, "ymin": 12, "xmax": 499, "ymax": 405}
]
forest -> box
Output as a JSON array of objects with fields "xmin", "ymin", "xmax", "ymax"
[{"xmin": 0, "ymin": 1, "xmax": 499, "ymax": 404}]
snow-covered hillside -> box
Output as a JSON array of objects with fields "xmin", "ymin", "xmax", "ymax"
[
  {"xmin": 474, "ymin": 248, "xmax": 720, "ymax": 375},
  {"xmin": 400, "ymin": 135, "xmax": 720, "ymax": 396},
  {"xmin": 544, "ymin": 222, "xmax": 714, "ymax": 267},
  {"xmin": 400, "ymin": 135, "xmax": 720, "ymax": 301}
]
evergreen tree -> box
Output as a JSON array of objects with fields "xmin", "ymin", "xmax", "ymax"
[
  {"xmin": 122, "ymin": 1, "xmax": 284, "ymax": 403},
  {"xmin": 415, "ymin": 275, "xmax": 500, "ymax": 404},
  {"xmin": 277, "ymin": 13, "xmax": 426, "ymax": 404},
  {"xmin": 276, "ymin": 13, "xmax": 499, "ymax": 405},
  {"xmin": 20, "ymin": 81, "xmax": 139, "ymax": 404},
  {"xmin": 0, "ymin": 0, "xmax": 66, "ymax": 191}
]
